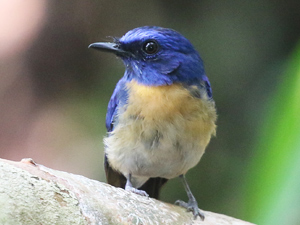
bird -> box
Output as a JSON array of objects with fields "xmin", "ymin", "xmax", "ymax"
[{"xmin": 89, "ymin": 26, "xmax": 217, "ymax": 220}]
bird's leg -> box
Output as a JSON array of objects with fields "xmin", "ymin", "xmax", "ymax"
[
  {"xmin": 175, "ymin": 174, "xmax": 205, "ymax": 220},
  {"xmin": 125, "ymin": 174, "xmax": 149, "ymax": 197}
]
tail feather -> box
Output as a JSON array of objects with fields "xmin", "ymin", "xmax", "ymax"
[{"xmin": 139, "ymin": 177, "xmax": 168, "ymax": 199}]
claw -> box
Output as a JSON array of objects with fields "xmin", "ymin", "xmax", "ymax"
[
  {"xmin": 175, "ymin": 199, "xmax": 205, "ymax": 220},
  {"xmin": 176, "ymin": 174, "xmax": 205, "ymax": 220},
  {"xmin": 125, "ymin": 185, "xmax": 149, "ymax": 197},
  {"xmin": 125, "ymin": 173, "xmax": 149, "ymax": 197}
]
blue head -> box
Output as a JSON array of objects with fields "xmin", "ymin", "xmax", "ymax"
[{"xmin": 89, "ymin": 26, "xmax": 211, "ymax": 96}]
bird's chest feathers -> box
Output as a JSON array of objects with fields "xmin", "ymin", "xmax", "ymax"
[
  {"xmin": 106, "ymin": 80, "xmax": 216, "ymax": 178},
  {"xmin": 116, "ymin": 80, "xmax": 216, "ymax": 145},
  {"xmin": 124, "ymin": 80, "xmax": 201, "ymax": 120}
]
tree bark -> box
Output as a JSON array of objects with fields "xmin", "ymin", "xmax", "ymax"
[{"xmin": 0, "ymin": 158, "xmax": 255, "ymax": 225}]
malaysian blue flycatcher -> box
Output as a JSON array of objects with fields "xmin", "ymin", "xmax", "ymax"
[{"xmin": 89, "ymin": 26, "xmax": 217, "ymax": 220}]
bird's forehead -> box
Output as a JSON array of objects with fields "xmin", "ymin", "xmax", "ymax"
[
  {"xmin": 121, "ymin": 29, "xmax": 162, "ymax": 43},
  {"xmin": 120, "ymin": 27, "xmax": 184, "ymax": 45}
]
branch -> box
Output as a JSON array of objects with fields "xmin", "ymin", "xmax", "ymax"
[{"xmin": 0, "ymin": 158, "xmax": 254, "ymax": 225}]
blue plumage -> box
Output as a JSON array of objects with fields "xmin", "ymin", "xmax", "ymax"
[
  {"xmin": 105, "ymin": 26, "xmax": 212, "ymax": 131},
  {"xmin": 105, "ymin": 77, "xmax": 127, "ymax": 132},
  {"xmin": 118, "ymin": 27, "xmax": 210, "ymax": 87},
  {"xmin": 89, "ymin": 26, "xmax": 217, "ymax": 220}
]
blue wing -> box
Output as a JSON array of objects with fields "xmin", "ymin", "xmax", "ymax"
[
  {"xmin": 186, "ymin": 75, "xmax": 213, "ymax": 99},
  {"xmin": 104, "ymin": 77, "xmax": 129, "ymax": 189},
  {"xmin": 202, "ymin": 75, "xmax": 212, "ymax": 98},
  {"xmin": 105, "ymin": 77, "xmax": 128, "ymax": 132}
]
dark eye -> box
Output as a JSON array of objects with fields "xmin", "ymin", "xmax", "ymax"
[{"xmin": 142, "ymin": 40, "xmax": 158, "ymax": 54}]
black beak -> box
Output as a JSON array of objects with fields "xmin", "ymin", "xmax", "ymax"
[{"xmin": 88, "ymin": 42, "xmax": 127, "ymax": 55}]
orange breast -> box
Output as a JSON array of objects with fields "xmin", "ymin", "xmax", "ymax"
[
  {"xmin": 105, "ymin": 80, "xmax": 217, "ymax": 178},
  {"xmin": 125, "ymin": 80, "xmax": 214, "ymax": 121}
]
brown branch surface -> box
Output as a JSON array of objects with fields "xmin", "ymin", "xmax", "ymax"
[{"xmin": 0, "ymin": 158, "xmax": 255, "ymax": 225}]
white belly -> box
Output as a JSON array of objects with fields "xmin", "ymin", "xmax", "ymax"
[
  {"xmin": 105, "ymin": 119, "xmax": 206, "ymax": 181},
  {"xmin": 104, "ymin": 81, "xmax": 217, "ymax": 188}
]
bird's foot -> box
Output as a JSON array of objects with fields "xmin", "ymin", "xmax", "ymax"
[
  {"xmin": 175, "ymin": 199, "xmax": 205, "ymax": 220},
  {"xmin": 125, "ymin": 186, "xmax": 149, "ymax": 197}
]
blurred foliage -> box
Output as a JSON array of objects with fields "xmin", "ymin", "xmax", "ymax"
[{"xmin": 244, "ymin": 41, "xmax": 300, "ymax": 225}]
